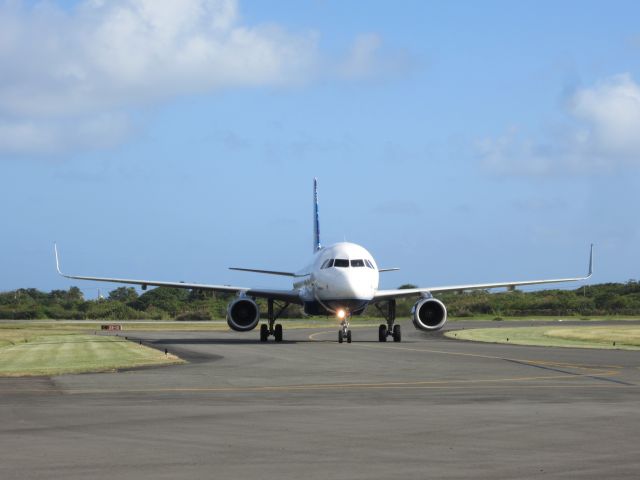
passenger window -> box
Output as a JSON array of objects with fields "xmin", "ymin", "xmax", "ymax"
[
  {"xmin": 351, "ymin": 259, "xmax": 365, "ymax": 267},
  {"xmin": 334, "ymin": 259, "xmax": 349, "ymax": 268}
]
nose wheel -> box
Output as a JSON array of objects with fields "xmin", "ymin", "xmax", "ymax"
[{"xmin": 338, "ymin": 320, "xmax": 352, "ymax": 344}]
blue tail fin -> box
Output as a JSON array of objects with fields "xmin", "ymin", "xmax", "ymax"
[{"xmin": 313, "ymin": 178, "xmax": 321, "ymax": 252}]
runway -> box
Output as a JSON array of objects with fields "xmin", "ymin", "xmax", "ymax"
[{"xmin": 2, "ymin": 321, "xmax": 640, "ymax": 479}]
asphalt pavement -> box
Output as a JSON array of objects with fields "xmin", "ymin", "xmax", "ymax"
[{"xmin": 1, "ymin": 320, "xmax": 639, "ymax": 479}]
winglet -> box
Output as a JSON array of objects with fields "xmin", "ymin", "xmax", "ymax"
[
  {"xmin": 587, "ymin": 243, "xmax": 594, "ymax": 278},
  {"xmin": 313, "ymin": 178, "xmax": 321, "ymax": 253},
  {"xmin": 54, "ymin": 242, "xmax": 64, "ymax": 276}
]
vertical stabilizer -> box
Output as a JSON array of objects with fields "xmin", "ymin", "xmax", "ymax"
[{"xmin": 313, "ymin": 178, "xmax": 321, "ymax": 252}]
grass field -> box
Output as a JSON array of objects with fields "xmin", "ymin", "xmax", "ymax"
[
  {"xmin": 0, "ymin": 318, "xmax": 365, "ymax": 377},
  {"xmin": 0, "ymin": 329, "xmax": 183, "ymax": 376},
  {"xmin": 1, "ymin": 315, "xmax": 637, "ymax": 332},
  {"xmin": 3, "ymin": 319, "xmax": 639, "ymax": 377},
  {"xmin": 0, "ymin": 318, "xmax": 381, "ymax": 332},
  {"xmin": 0, "ymin": 321, "xmax": 231, "ymax": 333},
  {"xmin": 446, "ymin": 325, "xmax": 640, "ymax": 350},
  {"xmin": 449, "ymin": 315, "xmax": 640, "ymax": 322}
]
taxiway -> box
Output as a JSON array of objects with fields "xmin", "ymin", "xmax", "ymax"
[{"xmin": 1, "ymin": 321, "xmax": 639, "ymax": 479}]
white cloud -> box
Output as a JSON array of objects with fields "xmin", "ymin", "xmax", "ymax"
[
  {"xmin": 338, "ymin": 32, "xmax": 413, "ymax": 80},
  {"xmin": 479, "ymin": 74, "xmax": 640, "ymax": 175},
  {"xmin": 340, "ymin": 33, "xmax": 382, "ymax": 79},
  {"xmin": 1, "ymin": 0, "xmax": 319, "ymax": 117},
  {"xmin": 569, "ymin": 74, "xmax": 640, "ymax": 157},
  {"xmin": 0, "ymin": 1, "xmax": 408, "ymax": 156},
  {"xmin": 0, "ymin": 0, "xmax": 321, "ymax": 155},
  {"xmin": 0, "ymin": 113, "xmax": 132, "ymax": 155}
]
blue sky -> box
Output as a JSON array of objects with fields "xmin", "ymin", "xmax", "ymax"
[{"xmin": 1, "ymin": 0, "xmax": 639, "ymax": 297}]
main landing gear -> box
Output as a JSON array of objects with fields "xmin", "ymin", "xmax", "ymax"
[
  {"xmin": 375, "ymin": 300, "xmax": 401, "ymax": 342},
  {"xmin": 260, "ymin": 299, "xmax": 289, "ymax": 342}
]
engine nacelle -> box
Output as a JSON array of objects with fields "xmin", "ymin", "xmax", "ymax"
[
  {"xmin": 226, "ymin": 297, "xmax": 260, "ymax": 332},
  {"xmin": 412, "ymin": 297, "xmax": 447, "ymax": 331}
]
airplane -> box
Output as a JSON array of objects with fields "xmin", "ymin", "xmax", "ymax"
[{"xmin": 55, "ymin": 179, "xmax": 593, "ymax": 344}]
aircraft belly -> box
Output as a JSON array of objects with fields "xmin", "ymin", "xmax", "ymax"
[{"xmin": 303, "ymin": 298, "xmax": 370, "ymax": 316}]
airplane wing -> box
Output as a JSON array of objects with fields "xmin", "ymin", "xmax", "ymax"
[
  {"xmin": 54, "ymin": 245, "xmax": 301, "ymax": 304},
  {"xmin": 373, "ymin": 244, "xmax": 593, "ymax": 301}
]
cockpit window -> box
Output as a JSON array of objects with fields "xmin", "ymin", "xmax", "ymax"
[
  {"xmin": 334, "ymin": 259, "xmax": 349, "ymax": 268},
  {"xmin": 321, "ymin": 259, "xmax": 334, "ymax": 269},
  {"xmin": 365, "ymin": 259, "xmax": 375, "ymax": 269},
  {"xmin": 350, "ymin": 259, "xmax": 365, "ymax": 267}
]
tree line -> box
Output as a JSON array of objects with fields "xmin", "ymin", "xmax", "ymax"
[{"xmin": 1, "ymin": 281, "xmax": 639, "ymax": 320}]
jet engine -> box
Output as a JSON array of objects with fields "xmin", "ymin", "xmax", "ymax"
[
  {"xmin": 226, "ymin": 297, "xmax": 260, "ymax": 332},
  {"xmin": 412, "ymin": 297, "xmax": 447, "ymax": 331}
]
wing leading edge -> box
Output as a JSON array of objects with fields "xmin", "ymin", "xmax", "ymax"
[
  {"xmin": 54, "ymin": 244, "xmax": 301, "ymax": 304},
  {"xmin": 374, "ymin": 244, "xmax": 594, "ymax": 301}
]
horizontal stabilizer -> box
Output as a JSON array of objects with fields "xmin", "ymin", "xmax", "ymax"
[{"xmin": 229, "ymin": 267, "xmax": 299, "ymax": 277}]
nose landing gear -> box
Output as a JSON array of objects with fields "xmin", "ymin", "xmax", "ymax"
[
  {"xmin": 337, "ymin": 309, "xmax": 352, "ymax": 344},
  {"xmin": 338, "ymin": 320, "xmax": 352, "ymax": 344}
]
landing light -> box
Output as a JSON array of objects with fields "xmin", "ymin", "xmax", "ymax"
[{"xmin": 337, "ymin": 309, "xmax": 346, "ymax": 319}]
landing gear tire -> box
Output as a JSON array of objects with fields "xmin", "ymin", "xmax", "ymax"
[
  {"xmin": 339, "ymin": 316, "xmax": 351, "ymax": 344},
  {"xmin": 260, "ymin": 324, "xmax": 269, "ymax": 342},
  {"xmin": 265, "ymin": 298, "xmax": 289, "ymax": 344},
  {"xmin": 379, "ymin": 324, "xmax": 387, "ymax": 342},
  {"xmin": 274, "ymin": 324, "xmax": 283, "ymax": 342},
  {"xmin": 392, "ymin": 324, "xmax": 402, "ymax": 342}
]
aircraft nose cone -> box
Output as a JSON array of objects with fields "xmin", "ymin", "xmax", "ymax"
[{"xmin": 329, "ymin": 271, "xmax": 373, "ymax": 300}]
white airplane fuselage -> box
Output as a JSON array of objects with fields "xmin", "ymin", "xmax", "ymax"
[{"xmin": 294, "ymin": 242, "xmax": 379, "ymax": 316}]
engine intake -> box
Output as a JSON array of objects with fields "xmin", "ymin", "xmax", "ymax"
[
  {"xmin": 412, "ymin": 297, "xmax": 447, "ymax": 331},
  {"xmin": 227, "ymin": 298, "xmax": 260, "ymax": 332}
]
